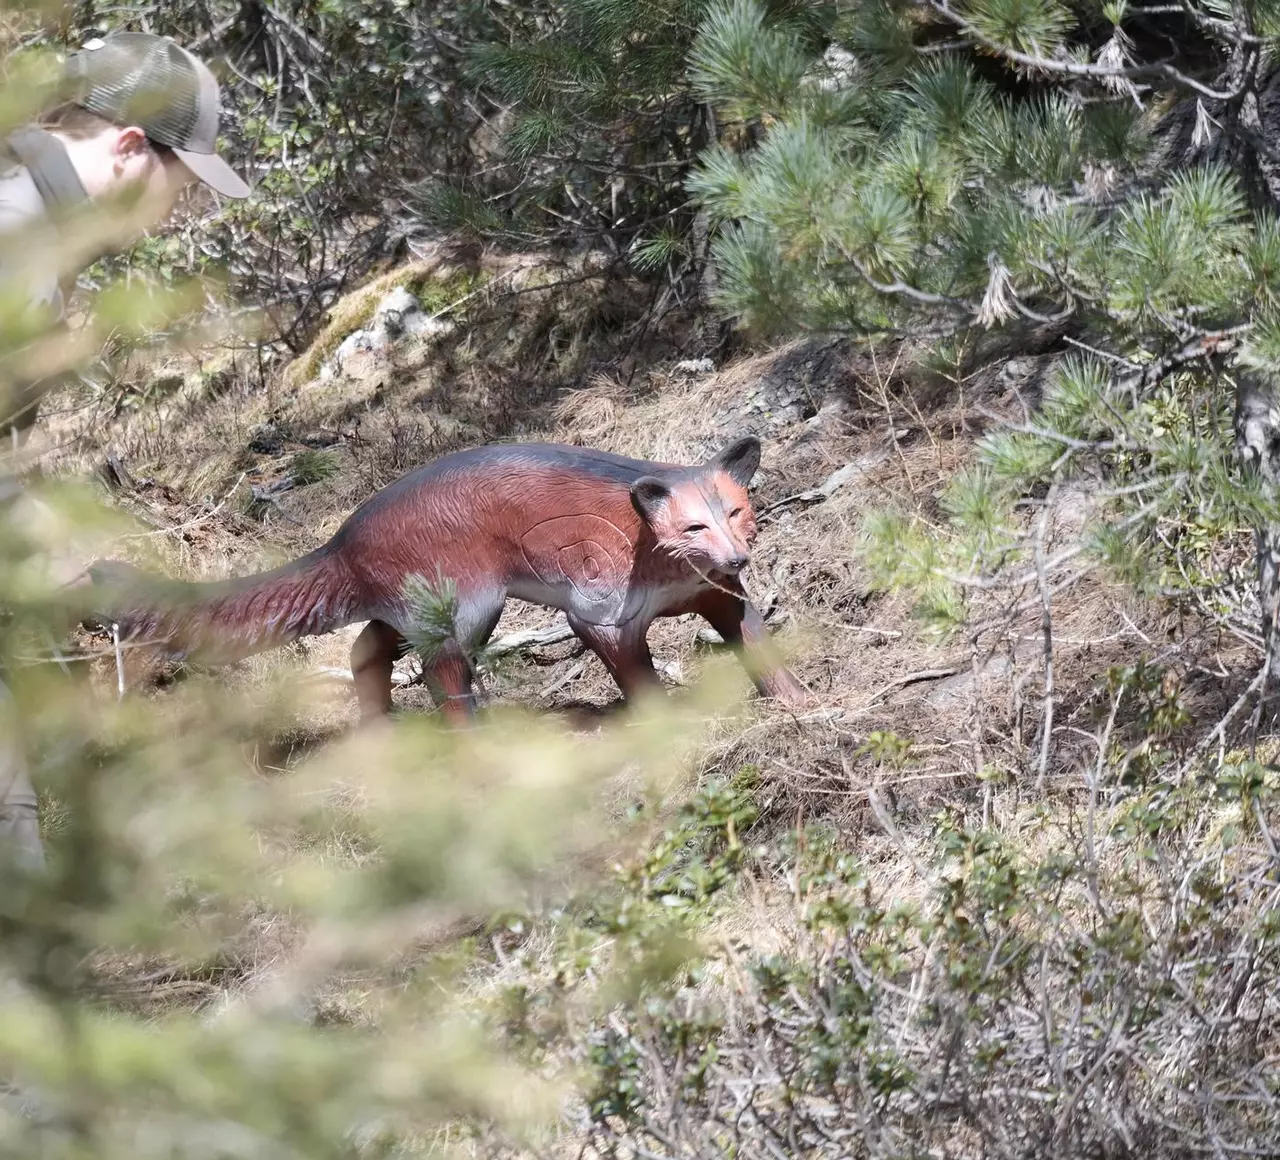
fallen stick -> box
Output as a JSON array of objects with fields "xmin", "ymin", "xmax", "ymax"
[
  {"xmin": 483, "ymin": 618, "xmax": 577, "ymax": 656},
  {"xmin": 539, "ymin": 659, "xmax": 586, "ymax": 699},
  {"xmin": 308, "ymin": 617, "xmax": 579, "ymax": 685},
  {"xmin": 309, "ymin": 666, "xmax": 414, "ymax": 686},
  {"xmin": 761, "ymin": 451, "xmax": 889, "ymax": 517},
  {"xmin": 863, "ymin": 666, "xmax": 961, "ymax": 707}
]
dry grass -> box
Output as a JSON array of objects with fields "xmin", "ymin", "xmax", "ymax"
[{"xmin": 56, "ymin": 306, "xmax": 1202, "ymax": 807}]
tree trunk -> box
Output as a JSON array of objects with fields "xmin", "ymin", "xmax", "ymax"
[{"xmin": 1233, "ymin": 373, "xmax": 1280, "ymax": 706}]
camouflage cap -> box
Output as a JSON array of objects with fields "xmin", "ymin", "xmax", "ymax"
[{"xmin": 63, "ymin": 31, "xmax": 250, "ymax": 198}]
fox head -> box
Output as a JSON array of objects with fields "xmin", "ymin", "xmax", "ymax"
[{"xmin": 630, "ymin": 435, "xmax": 762, "ymax": 578}]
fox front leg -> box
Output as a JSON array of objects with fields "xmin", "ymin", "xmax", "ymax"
[
  {"xmin": 691, "ymin": 586, "xmax": 810, "ymax": 707},
  {"xmin": 566, "ymin": 615, "xmax": 665, "ymax": 703}
]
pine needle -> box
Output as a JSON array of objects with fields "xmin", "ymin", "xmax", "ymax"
[{"xmin": 1192, "ymin": 98, "xmax": 1219, "ymax": 148}]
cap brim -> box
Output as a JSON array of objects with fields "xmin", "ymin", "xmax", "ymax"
[{"xmin": 171, "ymin": 147, "xmax": 251, "ymax": 199}]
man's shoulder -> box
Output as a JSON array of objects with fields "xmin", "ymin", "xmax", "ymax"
[
  {"xmin": 0, "ymin": 162, "xmax": 45, "ymax": 227},
  {"xmin": 0, "ymin": 163, "xmax": 64, "ymax": 319}
]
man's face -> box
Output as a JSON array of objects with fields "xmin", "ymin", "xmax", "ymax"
[
  {"xmin": 108, "ymin": 126, "xmax": 197, "ymax": 224},
  {"xmin": 73, "ymin": 125, "xmax": 197, "ymax": 228}
]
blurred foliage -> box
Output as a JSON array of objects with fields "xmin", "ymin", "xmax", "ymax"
[
  {"xmin": 1, "ymin": 446, "xmax": 755, "ymax": 1157},
  {"xmin": 478, "ymin": 719, "xmax": 1280, "ymax": 1157},
  {"xmin": 7, "ymin": 0, "xmax": 534, "ymax": 377},
  {"xmin": 0, "ymin": 16, "xmax": 733, "ymax": 1152}
]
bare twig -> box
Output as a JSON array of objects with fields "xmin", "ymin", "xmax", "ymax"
[
  {"xmin": 1033, "ymin": 483, "xmax": 1058, "ymax": 793},
  {"xmin": 111, "ymin": 622, "xmax": 124, "ymax": 701},
  {"xmin": 927, "ymin": 0, "xmax": 1250, "ymax": 101},
  {"xmin": 863, "ymin": 666, "xmax": 962, "ymax": 707},
  {"xmin": 540, "ymin": 659, "xmax": 587, "ymax": 700}
]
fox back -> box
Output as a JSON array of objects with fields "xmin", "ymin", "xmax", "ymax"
[{"xmin": 321, "ymin": 437, "xmax": 763, "ymax": 631}]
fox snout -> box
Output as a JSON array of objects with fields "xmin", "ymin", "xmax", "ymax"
[{"xmin": 690, "ymin": 522, "xmax": 752, "ymax": 576}]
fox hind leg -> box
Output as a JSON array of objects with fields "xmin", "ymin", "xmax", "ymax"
[{"xmin": 350, "ymin": 619, "xmax": 406, "ymax": 721}]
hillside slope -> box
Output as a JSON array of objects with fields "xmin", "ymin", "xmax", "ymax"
[
  {"xmin": 25, "ymin": 252, "xmax": 1280, "ymax": 1158},
  {"xmin": 46, "ymin": 252, "xmax": 1172, "ymax": 748}
]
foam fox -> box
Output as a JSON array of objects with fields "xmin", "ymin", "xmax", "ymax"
[{"xmin": 83, "ymin": 436, "xmax": 810, "ymax": 721}]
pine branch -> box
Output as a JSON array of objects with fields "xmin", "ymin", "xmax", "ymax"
[
  {"xmin": 1124, "ymin": 323, "xmax": 1248, "ymax": 393},
  {"xmin": 926, "ymin": 0, "xmax": 1250, "ymax": 102},
  {"xmin": 842, "ymin": 250, "xmax": 972, "ymax": 312},
  {"xmin": 400, "ymin": 571, "xmax": 499, "ymax": 676},
  {"xmin": 838, "ymin": 245, "xmax": 1077, "ymax": 334},
  {"xmin": 1165, "ymin": 2, "xmax": 1270, "ymax": 46}
]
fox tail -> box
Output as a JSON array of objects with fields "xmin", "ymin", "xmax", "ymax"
[{"xmin": 83, "ymin": 546, "xmax": 362, "ymax": 665}]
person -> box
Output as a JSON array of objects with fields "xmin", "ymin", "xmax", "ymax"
[{"xmin": 0, "ymin": 30, "xmax": 251, "ymax": 873}]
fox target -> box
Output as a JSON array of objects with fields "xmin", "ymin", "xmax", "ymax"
[{"xmin": 519, "ymin": 514, "xmax": 634, "ymax": 624}]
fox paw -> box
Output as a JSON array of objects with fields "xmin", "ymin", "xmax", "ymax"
[{"xmin": 766, "ymin": 676, "xmax": 815, "ymax": 710}]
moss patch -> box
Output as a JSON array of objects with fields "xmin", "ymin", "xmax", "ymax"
[{"xmin": 283, "ymin": 263, "xmax": 485, "ymax": 388}]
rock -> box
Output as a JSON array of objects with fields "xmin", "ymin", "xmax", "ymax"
[
  {"xmin": 925, "ymin": 655, "xmax": 1014, "ymax": 710},
  {"xmin": 999, "ymin": 358, "xmax": 1037, "ymax": 384},
  {"xmin": 246, "ymin": 422, "xmax": 285, "ymax": 454},
  {"xmin": 673, "ymin": 357, "xmax": 716, "ymax": 375},
  {"xmin": 321, "ymin": 286, "xmax": 455, "ymax": 382},
  {"xmin": 711, "ymin": 338, "xmax": 849, "ymax": 438},
  {"xmin": 819, "ymin": 44, "xmax": 858, "ymax": 88}
]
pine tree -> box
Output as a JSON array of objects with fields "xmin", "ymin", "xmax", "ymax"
[
  {"xmin": 436, "ymin": 0, "xmax": 836, "ymax": 297},
  {"xmin": 450, "ymin": 0, "xmax": 1280, "ymax": 750},
  {"xmin": 676, "ymin": 0, "xmax": 1280, "ymax": 753}
]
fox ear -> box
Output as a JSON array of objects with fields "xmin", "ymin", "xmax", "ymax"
[
  {"xmin": 710, "ymin": 435, "xmax": 761, "ymax": 488},
  {"xmin": 631, "ymin": 476, "xmax": 672, "ymax": 524}
]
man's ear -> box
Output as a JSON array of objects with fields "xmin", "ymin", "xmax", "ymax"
[
  {"xmin": 112, "ymin": 126, "xmax": 150, "ymax": 160},
  {"xmin": 709, "ymin": 435, "xmax": 761, "ymax": 489},
  {"xmin": 631, "ymin": 476, "xmax": 672, "ymax": 524}
]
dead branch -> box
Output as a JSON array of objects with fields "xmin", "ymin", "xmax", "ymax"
[{"xmin": 863, "ymin": 666, "xmax": 962, "ymax": 706}]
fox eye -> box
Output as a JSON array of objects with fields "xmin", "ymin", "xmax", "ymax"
[
  {"xmin": 728, "ymin": 507, "xmax": 742, "ymax": 519},
  {"xmin": 683, "ymin": 523, "xmax": 707, "ymax": 535}
]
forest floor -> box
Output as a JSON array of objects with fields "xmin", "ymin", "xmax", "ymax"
[{"xmin": 25, "ymin": 246, "xmax": 1271, "ymax": 1153}]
